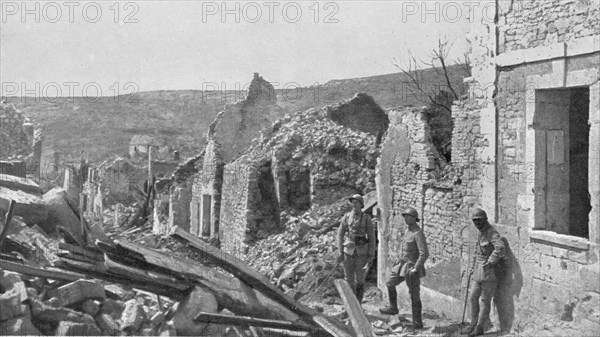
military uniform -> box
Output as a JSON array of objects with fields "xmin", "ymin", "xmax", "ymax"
[
  {"xmin": 469, "ymin": 222, "xmax": 505, "ymax": 335},
  {"xmin": 337, "ymin": 208, "xmax": 375, "ymax": 302},
  {"xmin": 385, "ymin": 227, "xmax": 428, "ymax": 326}
]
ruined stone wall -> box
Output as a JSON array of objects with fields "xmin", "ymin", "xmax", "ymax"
[
  {"xmin": 498, "ymin": 0, "xmax": 600, "ymax": 53},
  {"xmin": 191, "ymin": 140, "xmax": 222, "ymax": 237},
  {"xmin": 0, "ymin": 104, "xmax": 42, "ymax": 178},
  {"xmin": 377, "ymin": 107, "xmax": 465, "ymax": 296},
  {"xmin": 0, "ymin": 104, "xmax": 33, "ymax": 160},
  {"xmin": 209, "ymin": 74, "xmax": 282, "ymax": 164},
  {"xmin": 219, "ymin": 159, "xmax": 252, "ymax": 258},
  {"xmin": 325, "ymin": 93, "xmax": 389, "ymax": 137}
]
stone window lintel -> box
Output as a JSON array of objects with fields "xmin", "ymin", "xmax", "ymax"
[{"xmin": 529, "ymin": 229, "xmax": 590, "ymax": 251}]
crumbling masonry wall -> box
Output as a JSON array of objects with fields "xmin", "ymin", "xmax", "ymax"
[
  {"xmin": 325, "ymin": 93, "xmax": 389, "ymax": 137},
  {"xmin": 498, "ymin": 0, "xmax": 600, "ymax": 53},
  {"xmin": 219, "ymin": 159, "xmax": 253, "ymax": 258},
  {"xmin": 190, "ymin": 140, "xmax": 222, "ymax": 237},
  {"xmin": 0, "ymin": 103, "xmax": 42, "ymax": 178}
]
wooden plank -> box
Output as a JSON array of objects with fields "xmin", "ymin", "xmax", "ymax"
[
  {"xmin": 113, "ymin": 240, "xmax": 214, "ymax": 281},
  {"xmin": 312, "ymin": 316, "xmax": 354, "ymax": 337},
  {"xmin": 334, "ymin": 279, "xmax": 375, "ymax": 337},
  {"xmin": 248, "ymin": 326, "xmax": 265, "ymax": 337},
  {"xmin": 59, "ymin": 242, "xmax": 104, "ymax": 261},
  {"xmin": 194, "ymin": 312, "xmax": 310, "ymax": 332},
  {"xmin": 0, "ymin": 199, "xmax": 17, "ymax": 247},
  {"xmin": 172, "ymin": 227, "xmax": 352, "ymax": 336},
  {"xmin": 54, "ymin": 258, "xmax": 187, "ymax": 300},
  {"xmin": 0, "ymin": 259, "xmax": 84, "ymax": 282},
  {"xmin": 103, "ymin": 254, "xmax": 191, "ymax": 292}
]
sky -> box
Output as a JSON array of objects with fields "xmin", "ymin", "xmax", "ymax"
[{"xmin": 0, "ymin": 1, "xmax": 482, "ymax": 96}]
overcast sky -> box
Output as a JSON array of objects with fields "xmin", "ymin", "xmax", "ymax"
[{"xmin": 1, "ymin": 1, "xmax": 481, "ymax": 96}]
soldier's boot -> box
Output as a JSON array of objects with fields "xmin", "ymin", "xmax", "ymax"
[
  {"xmin": 411, "ymin": 300, "xmax": 423, "ymax": 329},
  {"xmin": 468, "ymin": 325, "xmax": 484, "ymax": 337},
  {"xmin": 356, "ymin": 284, "xmax": 365, "ymax": 303},
  {"xmin": 461, "ymin": 310, "xmax": 479, "ymax": 335},
  {"xmin": 379, "ymin": 286, "xmax": 399, "ymax": 315}
]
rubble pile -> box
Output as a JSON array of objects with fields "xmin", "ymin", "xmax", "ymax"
[
  {"xmin": 249, "ymin": 102, "xmax": 380, "ymax": 196},
  {"xmin": 1, "ymin": 174, "xmax": 355, "ymax": 336},
  {"xmin": 245, "ymin": 196, "xmax": 373, "ymax": 304}
]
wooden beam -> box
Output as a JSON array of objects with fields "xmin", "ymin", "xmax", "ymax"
[
  {"xmin": 102, "ymin": 254, "xmax": 191, "ymax": 292},
  {"xmin": 54, "ymin": 258, "xmax": 187, "ymax": 301},
  {"xmin": 105, "ymin": 240, "xmax": 308, "ymax": 325},
  {"xmin": 172, "ymin": 227, "xmax": 353, "ymax": 337},
  {"xmin": 0, "ymin": 259, "xmax": 84, "ymax": 282},
  {"xmin": 0, "ymin": 199, "xmax": 17, "ymax": 247},
  {"xmin": 334, "ymin": 279, "xmax": 375, "ymax": 337},
  {"xmin": 59, "ymin": 242, "xmax": 103, "ymax": 261},
  {"xmin": 248, "ymin": 326, "xmax": 265, "ymax": 337},
  {"xmin": 312, "ymin": 315, "xmax": 354, "ymax": 337},
  {"xmin": 194, "ymin": 312, "xmax": 310, "ymax": 332}
]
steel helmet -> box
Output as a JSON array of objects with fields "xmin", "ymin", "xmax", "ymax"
[
  {"xmin": 348, "ymin": 194, "xmax": 364, "ymax": 207},
  {"xmin": 471, "ymin": 208, "xmax": 488, "ymax": 220},
  {"xmin": 401, "ymin": 207, "xmax": 419, "ymax": 222}
]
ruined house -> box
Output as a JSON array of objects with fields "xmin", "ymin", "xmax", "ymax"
[
  {"xmin": 0, "ymin": 103, "xmax": 43, "ymax": 179},
  {"xmin": 219, "ymin": 93, "xmax": 388, "ymax": 258},
  {"xmin": 128, "ymin": 134, "xmax": 173, "ymax": 161},
  {"xmin": 377, "ymin": 0, "xmax": 599, "ymax": 330},
  {"xmin": 189, "ymin": 73, "xmax": 283, "ymax": 239}
]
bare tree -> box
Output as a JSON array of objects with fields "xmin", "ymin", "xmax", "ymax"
[
  {"xmin": 393, "ymin": 38, "xmax": 471, "ymax": 162},
  {"xmin": 393, "ymin": 38, "xmax": 471, "ymax": 113}
]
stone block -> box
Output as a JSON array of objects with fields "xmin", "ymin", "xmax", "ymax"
[
  {"xmin": 173, "ymin": 286, "xmax": 218, "ymax": 336},
  {"xmin": 81, "ymin": 299, "xmax": 100, "ymax": 316},
  {"xmin": 0, "ymin": 174, "xmax": 43, "ymax": 195},
  {"xmin": 0, "ymin": 307, "xmax": 40, "ymax": 336},
  {"xmin": 0, "ymin": 186, "xmax": 48, "ymax": 225},
  {"xmin": 578, "ymin": 264, "xmax": 600, "ymax": 293},
  {"xmin": 120, "ymin": 299, "xmax": 147, "ymax": 333},
  {"xmin": 95, "ymin": 314, "xmax": 120, "ymax": 336},
  {"xmin": 0, "ymin": 289, "xmax": 27, "ymax": 321},
  {"xmin": 104, "ymin": 284, "xmax": 135, "ymax": 301},
  {"xmin": 39, "ymin": 187, "xmax": 84, "ymax": 241},
  {"xmin": 55, "ymin": 321, "xmax": 102, "ymax": 336},
  {"xmin": 47, "ymin": 279, "xmax": 106, "ymax": 307}
]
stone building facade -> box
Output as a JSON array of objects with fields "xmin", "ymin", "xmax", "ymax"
[{"xmin": 377, "ymin": 0, "xmax": 599, "ymax": 330}]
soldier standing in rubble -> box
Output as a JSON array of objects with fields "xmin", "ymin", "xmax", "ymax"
[
  {"xmin": 466, "ymin": 208, "xmax": 506, "ymax": 337},
  {"xmin": 337, "ymin": 194, "xmax": 375, "ymax": 303},
  {"xmin": 379, "ymin": 207, "xmax": 429, "ymax": 332}
]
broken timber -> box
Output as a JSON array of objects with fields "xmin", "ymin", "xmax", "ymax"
[
  {"xmin": 334, "ymin": 279, "xmax": 375, "ymax": 337},
  {"xmin": 194, "ymin": 312, "xmax": 309, "ymax": 332},
  {"xmin": 171, "ymin": 226, "xmax": 354, "ymax": 337}
]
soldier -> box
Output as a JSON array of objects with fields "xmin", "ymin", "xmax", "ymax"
[
  {"xmin": 467, "ymin": 208, "xmax": 506, "ymax": 337},
  {"xmin": 337, "ymin": 194, "xmax": 376, "ymax": 303},
  {"xmin": 379, "ymin": 207, "xmax": 429, "ymax": 331}
]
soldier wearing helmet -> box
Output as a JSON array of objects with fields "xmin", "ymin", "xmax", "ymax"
[
  {"xmin": 337, "ymin": 194, "xmax": 376, "ymax": 303},
  {"xmin": 466, "ymin": 208, "xmax": 506, "ymax": 337},
  {"xmin": 379, "ymin": 206, "xmax": 429, "ymax": 332}
]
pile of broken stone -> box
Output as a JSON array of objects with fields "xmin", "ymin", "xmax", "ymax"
[
  {"xmin": 0, "ymin": 175, "xmax": 179, "ymax": 336},
  {"xmin": 1, "ymin": 270, "xmax": 178, "ymax": 336},
  {"xmin": 249, "ymin": 106, "xmax": 379, "ymax": 194}
]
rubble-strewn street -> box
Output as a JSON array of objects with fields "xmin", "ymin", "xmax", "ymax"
[{"xmin": 2, "ymin": 1, "xmax": 600, "ymax": 336}]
